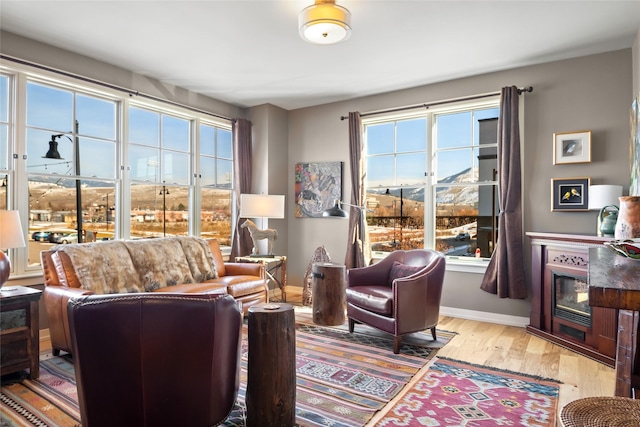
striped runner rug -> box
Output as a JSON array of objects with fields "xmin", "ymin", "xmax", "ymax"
[{"xmin": 1, "ymin": 312, "xmax": 453, "ymax": 427}]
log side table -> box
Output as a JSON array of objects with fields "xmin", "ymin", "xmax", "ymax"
[
  {"xmin": 245, "ymin": 303, "xmax": 296, "ymax": 427},
  {"xmin": 0, "ymin": 286, "xmax": 42, "ymax": 379},
  {"xmin": 311, "ymin": 262, "xmax": 346, "ymax": 326}
]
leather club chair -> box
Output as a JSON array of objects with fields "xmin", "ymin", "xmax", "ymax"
[
  {"xmin": 67, "ymin": 293, "xmax": 242, "ymax": 427},
  {"xmin": 346, "ymin": 249, "xmax": 446, "ymax": 354}
]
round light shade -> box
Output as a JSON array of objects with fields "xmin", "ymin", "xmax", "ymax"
[{"xmin": 299, "ymin": 0, "xmax": 351, "ymax": 45}]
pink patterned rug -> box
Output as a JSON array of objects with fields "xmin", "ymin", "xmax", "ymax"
[{"xmin": 374, "ymin": 357, "xmax": 560, "ymax": 426}]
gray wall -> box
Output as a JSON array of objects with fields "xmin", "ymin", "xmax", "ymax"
[
  {"xmin": 286, "ymin": 49, "xmax": 633, "ymax": 319},
  {"xmin": 2, "ymin": 29, "xmax": 638, "ymax": 321}
]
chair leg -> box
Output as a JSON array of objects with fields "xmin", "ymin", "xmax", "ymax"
[
  {"xmin": 431, "ymin": 327, "xmax": 437, "ymax": 341},
  {"xmin": 393, "ymin": 336, "xmax": 402, "ymax": 354},
  {"xmin": 348, "ymin": 318, "xmax": 355, "ymax": 333}
]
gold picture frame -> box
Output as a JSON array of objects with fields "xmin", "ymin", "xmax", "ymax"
[
  {"xmin": 551, "ymin": 177, "xmax": 590, "ymax": 211},
  {"xmin": 553, "ymin": 130, "xmax": 592, "ymax": 165}
]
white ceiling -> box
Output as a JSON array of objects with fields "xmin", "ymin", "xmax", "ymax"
[{"xmin": 1, "ymin": 1, "xmax": 639, "ymax": 110}]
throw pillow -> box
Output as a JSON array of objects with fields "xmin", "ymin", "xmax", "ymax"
[{"xmin": 388, "ymin": 261, "xmax": 424, "ymax": 283}]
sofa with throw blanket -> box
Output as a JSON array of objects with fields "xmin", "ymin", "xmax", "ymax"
[{"xmin": 41, "ymin": 236, "xmax": 267, "ymax": 355}]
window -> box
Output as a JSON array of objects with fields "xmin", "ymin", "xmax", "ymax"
[
  {"xmin": 128, "ymin": 106, "xmax": 191, "ymax": 238},
  {"xmin": 365, "ymin": 99, "xmax": 499, "ymax": 261},
  {"xmin": 2, "ymin": 62, "xmax": 235, "ymax": 279},
  {"xmin": 199, "ymin": 123, "xmax": 233, "ymax": 245}
]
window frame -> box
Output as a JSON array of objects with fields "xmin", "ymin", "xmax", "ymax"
[
  {"xmin": 363, "ymin": 96, "xmax": 500, "ymax": 272},
  {"xmin": 1, "ymin": 62, "xmax": 235, "ymax": 280}
]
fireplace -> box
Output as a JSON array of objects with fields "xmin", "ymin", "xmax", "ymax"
[{"xmin": 526, "ymin": 232, "xmax": 618, "ymax": 367}]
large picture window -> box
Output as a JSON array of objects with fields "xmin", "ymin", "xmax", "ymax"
[
  {"xmin": 365, "ymin": 99, "xmax": 500, "ymax": 261},
  {"xmin": 3, "ymin": 65, "xmax": 235, "ymax": 277}
]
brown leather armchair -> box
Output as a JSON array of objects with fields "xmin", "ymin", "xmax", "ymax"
[
  {"xmin": 346, "ymin": 249, "xmax": 446, "ymax": 354},
  {"xmin": 68, "ymin": 293, "xmax": 242, "ymax": 427}
]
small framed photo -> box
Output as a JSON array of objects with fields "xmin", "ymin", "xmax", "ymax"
[
  {"xmin": 551, "ymin": 177, "xmax": 590, "ymax": 211},
  {"xmin": 553, "ymin": 131, "xmax": 591, "ymax": 165}
]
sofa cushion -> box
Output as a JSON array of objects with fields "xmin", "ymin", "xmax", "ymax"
[
  {"xmin": 388, "ymin": 261, "xmax": 424, "ymax": 283},
  {"xmin": 173, "ymin": 237, "xmax": 218, "ymax": 282},
  {"xmin": 124, "ymin": 239, "xmax": 194, "ymax": 292},
  {"xmin": 55, "ymin": 241, "xmax": 143, "ymax": 294}
]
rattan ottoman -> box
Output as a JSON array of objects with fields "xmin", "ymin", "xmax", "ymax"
[{"xmin": 560, "ymin": 396, "xmax": 640, "ymax": 426}]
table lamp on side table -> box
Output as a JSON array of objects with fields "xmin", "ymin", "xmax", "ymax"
[
  {"xmin": 239, "ymin": 194, "xmax": 285, "ymax": 257},
  {"xmin": 588, "ymin": 185, "xmax": 623, "ymax": 237},
  {"xmin": 0, "ymin": 210, "xmax": 26, "ymax": 290}
]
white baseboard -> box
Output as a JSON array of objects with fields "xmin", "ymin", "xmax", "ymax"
[{"xmin": 440, "ymin": 306, "xmax": 529, "ymax": 328}]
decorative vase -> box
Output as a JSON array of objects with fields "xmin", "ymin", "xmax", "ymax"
[{"xmin": 614, "ymin": 196, "xmax": 640, "ymax": 240}]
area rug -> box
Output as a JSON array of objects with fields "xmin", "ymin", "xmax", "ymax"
[
  {"xmin": 1, "ymin": 317, "xmax": 452, "ymax": 427},
  {"xmin": 374, "ymin": 357, "xmax": 560, "ymax": 427}
]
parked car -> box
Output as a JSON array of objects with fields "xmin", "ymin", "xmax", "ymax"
[
  {"xmin": 32, "ymin": 231, "xmax": 52, "ymax": 241},
  {"xmin": 56, "ymin": 233, "xmax": 78, "ymax": 244},
  {"xmin": 455, "ymin": 232, "xmax": 470, "ymax": 241},
  {"xmin": 47, "ymin": 231, "xmax": 68, "ymax": 243}
]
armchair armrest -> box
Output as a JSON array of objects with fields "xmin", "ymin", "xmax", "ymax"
[{"xmin": 223, "ymin": 262, "xmax": 265, "ymax": 278}]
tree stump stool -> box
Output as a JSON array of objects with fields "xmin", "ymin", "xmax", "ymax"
[
  {"xmin": 246, "ymin": 303, "xmax": 296, "ymax": 427},
  {"xmin": 312, "ymin": 262, "xmax": 346, "ymax": 326}
]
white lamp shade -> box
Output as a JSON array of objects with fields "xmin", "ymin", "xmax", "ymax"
[
  {"xmin": 588, "ymin": 185, "xmax": 623, "ymax": 210},
  {"xmin": 0, "ymin": 210, "xmax": 26, "ymax": 249},
  {"xmin": 299, "ymin": 0, "xmax": 351, "ymax": 45},
  {"xmin": 239, "ymin": 194, "xmax": 285, "ymax": 219}
]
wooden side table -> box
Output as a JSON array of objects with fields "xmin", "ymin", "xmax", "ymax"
[
  {"xmin": 0, "ymin": 286, "xmax": 43, "ymax": 379},
  {"xmin": 246, "ymin": 303, "xmax": 296, "ymax": 426},
  {"xmin": 235, "ymin": 255, "xmax": 287, "ymax": 302},
  {"xmin": 312, "ymin": 262, "xmax": 346, "ymax": 326}
]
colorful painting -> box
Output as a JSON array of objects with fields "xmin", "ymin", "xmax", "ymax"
[
  {"xmin": 294, "ymin": 162, "xmax": 342, "ymax": 218},
  {"xmin": 630, "ymin": 94, "xmax": 639, "ymax": 196}
]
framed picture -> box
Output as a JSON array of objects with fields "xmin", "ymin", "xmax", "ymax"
[
  {"xmin": 551, "ymin": 177, "xmax": 590, "ymax": 211},
  {"xmin": 294, "ymin": 161, "xmax": 342, "ymax": 218},
  {"xmin": 553, "ymin": 130, "xmax": 592, "ymax": 165}
]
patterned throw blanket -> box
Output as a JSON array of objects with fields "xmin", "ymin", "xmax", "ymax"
[{"xmin": 55, "ymin": 236, "xmax": 217, "ymax": 294}]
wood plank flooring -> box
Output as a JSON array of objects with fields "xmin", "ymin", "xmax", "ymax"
[{"xmin": 40, "ymin": 287, "xmax": 616, "ymax": 425}]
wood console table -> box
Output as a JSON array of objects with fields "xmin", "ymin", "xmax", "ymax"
[
  {"xmin": 0, "ymin": 286, "xmax": 42, "ymax": 379},
  {"xmin": 588, "ymin": 246, "xmax": 640, "ymax": 398}
]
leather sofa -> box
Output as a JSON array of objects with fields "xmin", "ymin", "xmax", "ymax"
[
  {"xmin": 68, "ymin": 292, "xmax": 242, "ymax": 427},
  {"xmin": 42, "ymin": 236, "xmax": 267, "ymax": 355}
]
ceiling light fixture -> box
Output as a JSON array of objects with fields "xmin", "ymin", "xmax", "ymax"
[{"xmin": 299, "ymin": 0, "xmax": 352, "ymax": 45}]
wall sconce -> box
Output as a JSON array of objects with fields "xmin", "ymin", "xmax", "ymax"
[
  {"xmin": 0, "ymin": 210, "xmax": 26, "ymax": 290},
  {"xmin": 588, "ymin": 185, "xmax": 623, "ymax": 236}
]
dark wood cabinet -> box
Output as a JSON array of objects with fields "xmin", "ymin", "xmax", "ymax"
[
  {"xmin": 0, "ymin": 286, "xmax": 42, "ymax": 379},
  {"xmin": 526, "ymin": 232, "xmax": 617, "ymax": 367}
]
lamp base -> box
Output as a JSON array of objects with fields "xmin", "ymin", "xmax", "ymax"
[{"xmin": 0, "ymin": 250, "xmax": 11, "ymax": 289}]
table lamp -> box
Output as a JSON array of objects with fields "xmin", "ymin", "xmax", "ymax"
[
  {"xmin": 0, "ymin": 210, "xmax": 26, "ymax": 290},
  {"xmin": 588, "ymin": 185, "xmax": 623, "ymax": 237},
  {"xmin": 239, "ymin": 194, "xmax": 285, "ymax": 256}
]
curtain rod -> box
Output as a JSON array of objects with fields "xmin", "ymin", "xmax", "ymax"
[
  {"xmin": 1, "ymin": 54, "xmax": 234, "ymax": 123},
  {"xmin": 339, "ymin": 86, "xmax": 533, "ymax": 120}
]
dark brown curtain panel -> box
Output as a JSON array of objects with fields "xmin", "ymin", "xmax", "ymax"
[
  {"xmin": 480, "ymin": 86, "xmax": 527, "ymax": 298},
  {"xmin": 230, "ymin": 118, "xmax": 254, "ymax": 260},
  {"xmin": 344, "ymin": 112, "xmax": 369, "ymax": 268}
]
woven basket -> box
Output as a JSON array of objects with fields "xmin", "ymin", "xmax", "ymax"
[{"xmin": 560, "ymin": 396, "xmax": 640, "ymax": 426}]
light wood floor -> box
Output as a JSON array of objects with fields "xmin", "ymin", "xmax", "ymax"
[
  {"xmin": 40, "ymin": 287, "xmax": 615, "ymax": 425},
  {"xmin": 282, "ymin": 287, "xmax": 615, "ymax": 425}
]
